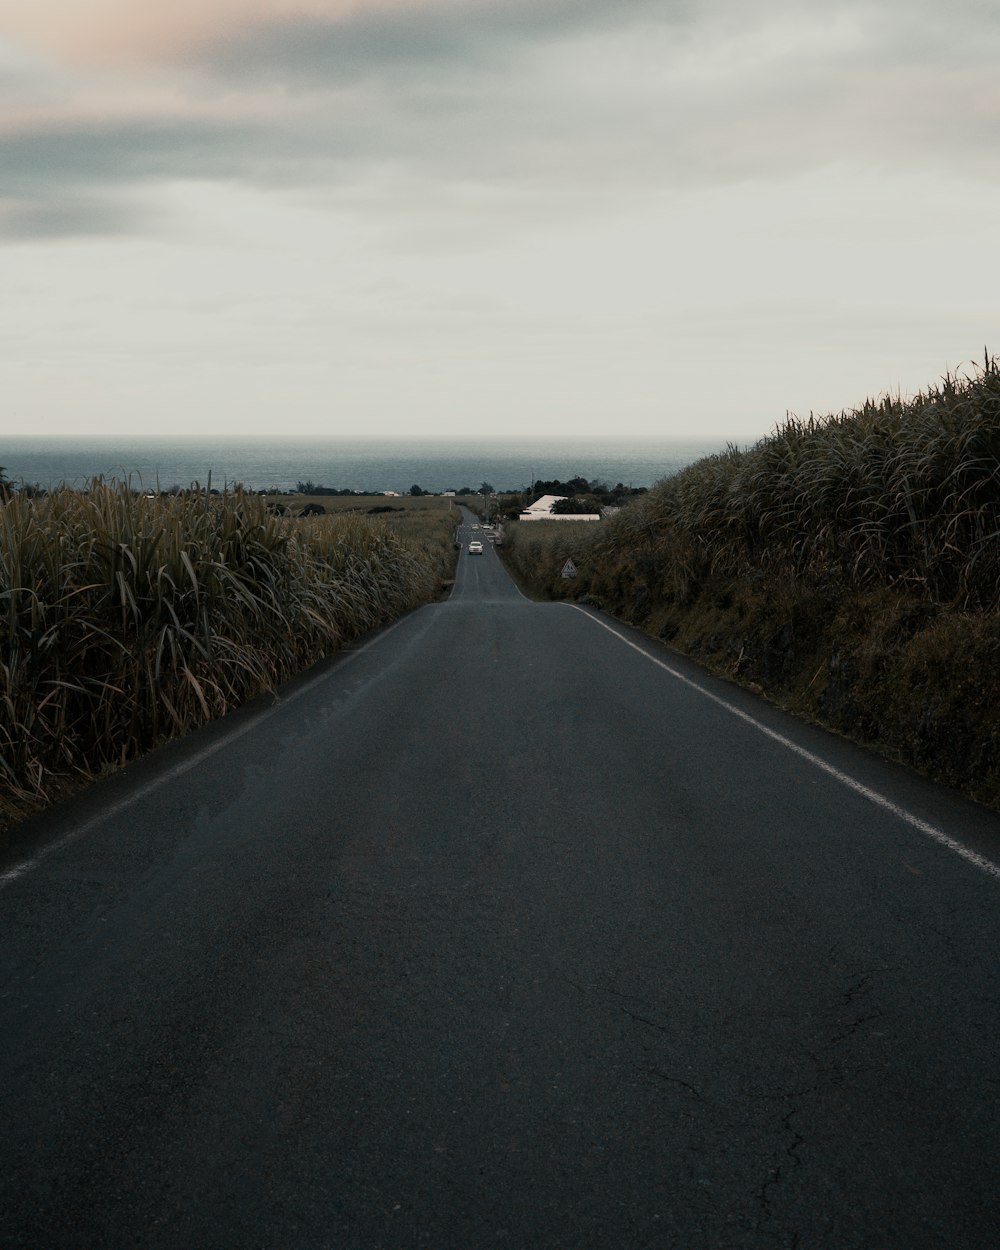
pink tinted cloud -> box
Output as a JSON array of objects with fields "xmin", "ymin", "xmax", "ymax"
[{"xmin": 6, "ymin": 0, "xmax": 448, "ymax": 64}]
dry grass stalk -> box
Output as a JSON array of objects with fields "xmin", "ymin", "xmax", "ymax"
[{"xmin": 1, "ymin": 482, "xmax": 445, "ymax": 806}]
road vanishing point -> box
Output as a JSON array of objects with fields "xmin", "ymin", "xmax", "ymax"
[{"xmin": 2, "ymin": 510, "xmax": 999, "ymax": 1248}]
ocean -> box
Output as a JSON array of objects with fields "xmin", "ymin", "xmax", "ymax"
[{"xmin": 0, "ymin": 435, "xmax": 742, "ymax": 495}]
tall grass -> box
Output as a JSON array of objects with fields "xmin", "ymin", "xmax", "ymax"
[
  {"xmin": 1, "ymin": 482, "xmax": 440, "ymax": 806},
  {"xmin": 586, "ymin": 354, "xmax": 1000, "ymax": 611},
  {"xmin": 497, "ymin": 355, "xmax": 1000, "ymax": 806}
]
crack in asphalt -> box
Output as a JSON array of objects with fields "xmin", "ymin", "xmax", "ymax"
[
  {"xmin": 562, "ymin": 977, "xmax": 671, "ymax": 1029},
  {"xmin": 617, "ymin": 1005, "xmax": 670, "ymax": 1034},
  {"xmin": 837, "ymin": 967, "xmax": 888, "ymax": 1005},
  {"xmin": 753, "ymin": 969, "xmax": 888, "ymax": 1242},
  {"xmin": 560, "ymin": 977, "xmax": 708, "ymax": 1105},
  {"xmin": 643, "ymin": 1068, "xmax": 705, "ymax": 1100},
  {"xmin": 756, "ymin": 1104, "xmax": 806, "ymax": 1241},
  {"xmin": 814, "ymin": 1010, "xmax": 883, "ymax": 1056}
]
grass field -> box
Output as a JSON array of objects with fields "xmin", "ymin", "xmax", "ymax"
[
  {"xmin": 1, "ymin": 484, "xmax": 458, "ymax": 831},
  {"xmin": 271, "ymin": 493, "xmax": 463, "ymax": 585},
  {"xmin": 271, "ymin": 493, "xmax": 461, "ymax": 514}
]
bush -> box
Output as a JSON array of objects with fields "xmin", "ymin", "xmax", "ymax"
[
  {"xmin": 497, "ymin": 355, "xmax": 1000, "ymax": 806},
  {"xmin": 0, "ymin": 482, "xmax": 440, "ymax": 813}
]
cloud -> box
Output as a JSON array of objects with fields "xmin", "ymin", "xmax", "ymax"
[
  {"xmin": 187, "ymin": 0, "xmax": 668, "ymax": 85},
  {"xmin": 0, "ymin": 117, "xmax": 268, "ymax": 195},
  {"xmin": 2, "ymin": 0, "xmax": 999, "ymax": 243},
  {"xmin": 4, "ymin": 1, "xmax": 373, "ymax": 64},
  {"xmin": 0, "ymin": 194, "xmax": 146, "ymax": 240}
]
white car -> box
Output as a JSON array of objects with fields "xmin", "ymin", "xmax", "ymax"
[{"xmin": 468, "ymin": 540, "xmax": 484, "ymax": 554}]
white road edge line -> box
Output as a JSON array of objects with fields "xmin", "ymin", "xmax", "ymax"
[
  {"xmin": 0, "ymin": 617, "xmax": 409, "ymax": 889},
  {"xmin": 567, "ymin": 605, "xmax": 1000, "ymax": 882}
]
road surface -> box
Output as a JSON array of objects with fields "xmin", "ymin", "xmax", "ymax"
[{"xmin": 2, "ymin": 511, "xmax": 999, "ymax": 1248}]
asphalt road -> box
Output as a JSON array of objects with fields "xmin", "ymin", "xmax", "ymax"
[{"xmin": 2, "ymin": 511, "xmax": 999, "ymax": 1248}]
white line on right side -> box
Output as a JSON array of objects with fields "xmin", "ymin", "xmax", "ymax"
[{"xmin": 568, "ymin": 605, "xmax": 1000, "ymax": 882}]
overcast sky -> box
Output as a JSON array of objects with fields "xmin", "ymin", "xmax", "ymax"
[{"xmin": 2, "ymin": 0, "xmax": 998, "ymax": 439}]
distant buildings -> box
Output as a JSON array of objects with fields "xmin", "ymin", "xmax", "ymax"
[{"xmin": 519, "ymin": 494, "xmax": 602, "ymax": 522}]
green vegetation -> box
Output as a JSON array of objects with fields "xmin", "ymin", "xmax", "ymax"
[
  {"xmin": 268, "ymin": 492, "xmax": 459, "ymax": 586},
  {"xmin": 500, "ymin": 356, "xmax": 1000, "ymax": 809},
  {"xmin": 526, "ymin": 477, "xmax": 647, "ymax": 507},
  {"xmin": 0, "ymin": 482, "xmax": 456, "ymax": 828},
  {"xmin": 6, "ymin": 358, "xmax": 998, "ymax": 823},
  {"xmin": 551, "ymin": 495, "xmax": 604, "ymax": 515}
]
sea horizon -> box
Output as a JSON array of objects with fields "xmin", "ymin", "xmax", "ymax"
[{"xmin": 1, "ymin": 433, "xmax": 755, "ymax": 495}]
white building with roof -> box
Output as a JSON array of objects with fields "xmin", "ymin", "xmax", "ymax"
[{"xmin": 519, "ymin": 494, "xmax": 601, "ymax": 522}]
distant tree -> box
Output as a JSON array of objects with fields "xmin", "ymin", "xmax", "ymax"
[
  {"xmin": 552, "ymin": 494, "xmax": 602, "ymax": 515},
  {"xmin": 495, "ymin": 492, "xmax": 523, "ymax": 517},
  {"xmin": 409, "ymin": 484, "xmax": 425, "ymax": 496},
  {"xmin": 0, "ymin": 466, "xmax": 9, "ymax": 502},
  {"xmin": 457, "ymin": 486, "xmax": 473, "ymax": 496},
  {"xmin": 478, "ymin": 481, "xmax": 495, "ymax": 495},
  {"xmin": 532, "ymin": 477, "xmax": 592, "ymax": 498}
]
